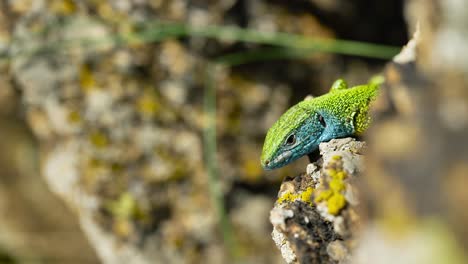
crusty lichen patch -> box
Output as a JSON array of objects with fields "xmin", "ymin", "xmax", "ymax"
[
  {"xmin": 105, "ymin": 192, "xmax": 149, "ymax": 238},
  {"xmin": 270, "ymin": 138, "xmax": 366, "ymax": 264},
  {"xmin": 278, "ymin": 186, "xmax": 314, "ymax": 205},
  {"xmin": 277, "ymin": 155, "xmax": 350, "ymax": 216},
  {"xmin": 326, "ymin": 193, "xmax": 346, "ymax": 215},
  {"xmin": 313, "ymin": 155, "xmax": 349, "ymax": 215}
]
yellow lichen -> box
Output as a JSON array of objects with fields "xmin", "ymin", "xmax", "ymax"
[
  {"xmin": 315, "ymin": 189, "xmax": 333, "ymax": 203},
  {"xmin": 277, "ymin": 187, "xmax": 315, "ymax": 205},
  {"xmin": 315, "ymin": 165, "xmax": 349, "ymax": 215},
  {"xmin": 327, "ymin": 193, "xmax": 346, "ymax": 215},
  {"xmin": 137, "ymin": 91, "xmax": 160, "ymax": 116},
  {"xmin": 335, "ymin": 171, "xmax": 347, "ymax": 180},
  {"xmin": 277, "ymin": 191, "xmax": 296, "ymax": 204},
  {"xmin": 90, "ymin": 131, "xmax": 109, "ymax": 148},
  {"xmin": 300, "ymin": 187, "xmax": 314, "ymax": 204},
  {"xmin": 106, "ymin": 192, "xmax": 146, "ymax": 220},
  {"xmin": 329, "ymin": 178, "xmax": 345, "ymax": 192},
  {"xmin": 276, "ymin": 156, "xmax": 349, "ymax": 215},
  {"xmin": 50, "ymin": 0, "xmax": 76, "ymax": 15},
  {"xmin": 327, "ymin": 168, "xmax": 337, "ymax": 178},
  {"xmin": 113, "ymin": 218, "xmax": 132, "ymax": 237},
  {"xmin": 332, "ymin": 155, "xmax": 342, "ymax": 161},
  {"xmin": 67, "ymin": 110, "xmax": 81, "ymax": 123},
  {"xmin": 80, "ymin": 64, "xmax": 96, "ymax": 91}
]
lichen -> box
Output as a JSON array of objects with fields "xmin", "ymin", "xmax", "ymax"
[
  {"xmin": 50, "ymin": 0, "xmax": 76, "ymax": 15},
  {"xmin": 300, "ymin": 187, "xmax": 314, "ymax": 204},
  {"xmin": 79, "ymin": 64, "xmax": 96, "ymax": 91},
  {"xmin": 89, "ymin": 131, "xmax": 109, "ymax": 148},
  {"xmin": 332, "ymin": 155, "xmax": 342, "ymax": 161},
  {"xmin": 277, "ymin": 191, "xmax": 297, "ymax": 204},
  {"xmin": 137, "ymin": 89, "xmax": 160, "ymax": 117},
  {"xmin": 335, "ymin": 171, "xmax": 346, "ymax": 180},
  {"xmin": 314, "ymin": 156, "xmax": 349, "ymax": 215},
  {"xmin": 329, "ymin": 178, "xmax": 345, "ymax": 192},
  {"xmin": 278, "ymin": 187, "xmax": 314, "ymax": 205},
  {"xmin": 106, "ymin": 192, "xmax": 145, "ymax": 221},
  {"xmin": 67, "ymin": 110, "xmax": 82, "ymax": 123},
  {"xmin": 327, "ymin": 193, "xmax": 346, "ymax": 215},
  {"xmin": 315, "ymin": 189, "xmax": 333, "ymax": 203}
]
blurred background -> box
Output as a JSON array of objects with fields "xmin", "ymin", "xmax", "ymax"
[{"xmin": 0, "ymin": 0, "xmax": 410, "ymax": 263}]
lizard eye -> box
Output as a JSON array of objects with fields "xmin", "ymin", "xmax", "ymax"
[
  {"xmin": 318, "ymin": 114, "xmax": 326, "ymax": 127},
  {"xmin": 285, "ymin": 134, "xmax": 296, "ymax": 146}
]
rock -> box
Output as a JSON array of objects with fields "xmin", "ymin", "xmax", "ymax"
[
  {"xmin": 355, "ymin": 8, "xmax": 468, "ymax": 263},
  {"xmin": 270, "ymin": 138, "xmax": 366, "ymax": 264}
]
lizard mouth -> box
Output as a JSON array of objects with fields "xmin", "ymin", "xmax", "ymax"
[
  {"xmin": 262, "ymin": 150, "xmax": 293, "ymax": 170},
  {"xmin": 273, "ymin": 150, "xmax": 292, "ymax": 164}
]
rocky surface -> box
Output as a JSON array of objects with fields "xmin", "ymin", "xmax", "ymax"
[
  {"xmin": 270, "ymin": 138, "xmax": 365, "ymax": 264},
  {"xmin": 270, "ymin": 4, "xmax": 468, "ymax": 261},
  {"xmin": 354, "ymin": 1, "xmax": 468, "ymax": 262}
]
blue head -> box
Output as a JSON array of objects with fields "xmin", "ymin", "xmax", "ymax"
[{"xmin": 261, "ymin": 101, "xmax": 353, "ymax": 170}]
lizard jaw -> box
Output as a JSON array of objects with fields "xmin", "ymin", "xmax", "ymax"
[{"xmin": 263, "ymin": 150, "xmax": 293, "ymax": 170}]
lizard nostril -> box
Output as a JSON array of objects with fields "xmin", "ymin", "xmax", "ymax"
[{"xmin": 265, "ymin": 160, "xmax": 270, "ymax": 165}]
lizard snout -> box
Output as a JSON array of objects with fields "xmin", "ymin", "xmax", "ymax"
[{"xmin": 260, "ymin": 159, "xmax": 271, "ymax": 170}]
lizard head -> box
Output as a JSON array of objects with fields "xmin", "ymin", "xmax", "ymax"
[{"xmin": 261, "ymin": 102, "xmax": 327, "ymax": 170}]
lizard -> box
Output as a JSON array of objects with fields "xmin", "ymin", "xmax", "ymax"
[{"xmin": 260, "ymin": 76, "xmax": 383, "ymax": 170}]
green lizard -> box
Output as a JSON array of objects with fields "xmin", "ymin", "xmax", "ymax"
[{"xmin": 261, "ymin": 77, "xmax": 383, "ymax": 170}]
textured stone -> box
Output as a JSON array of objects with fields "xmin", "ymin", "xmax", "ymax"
[{"xmin": 270, "ymin": 138, "xmax": 366, "ymax": 264}]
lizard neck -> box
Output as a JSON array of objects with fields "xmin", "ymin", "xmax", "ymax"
[
  {"xmin": 314, "ymin": 83, "xmax": 379, "ymax": 136},
  {"xmin": 317, "ymin": 110, "xmax": 355, "ymax": 143}
]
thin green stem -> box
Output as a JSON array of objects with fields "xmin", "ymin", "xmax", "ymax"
[
  {"xmin": 3, "ymin": 20, "xmax": 400, "ymax": 63},
  {"xmin": 182, "ymin": 24, "xmax": 398, "ymax": 59},
  {"xmin": 203, "ymin": 64, "xmax": 236, "ymax": 258},
  {"xmin": 215, "ymin": 47, "xmax": 316, "ymax": 66}
]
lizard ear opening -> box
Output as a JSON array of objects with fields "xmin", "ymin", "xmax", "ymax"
[{"xmin": 318, "ymin": 114, "xmax": 326, "ymax": 127}]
